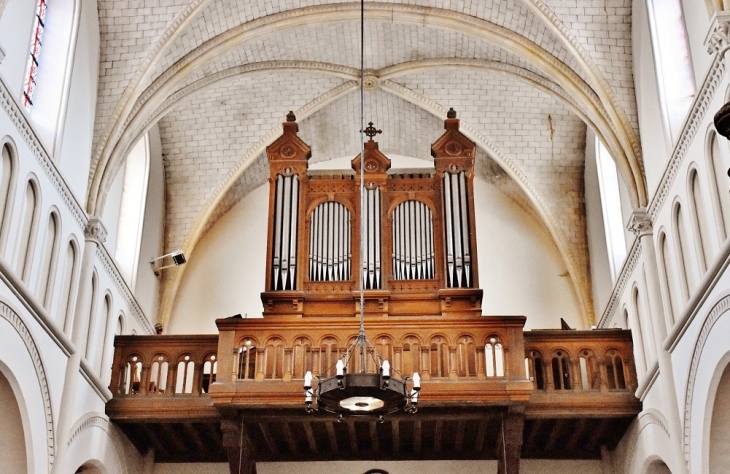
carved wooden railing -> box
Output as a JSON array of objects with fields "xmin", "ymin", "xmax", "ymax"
[
  {"xmin": 523, "ymin": 329, "xmax": 640, "ymax": 416},
  {"xmin": 106, "ymin": 325, "xmax": 640, "ymax": 418},
  {"xmin": 211, "ymin": 315, "xmax": 533, "ymax": 407},
  {"xmin": 109, "ymin": 335, "xmax": 219, "ymax": 398}
]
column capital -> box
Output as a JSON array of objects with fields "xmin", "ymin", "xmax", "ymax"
[
  {"xmin": 706, "ymin": 11, "xmax": 730, "ymax": 55},
  {"xmin": 83, "ymin": 217, "xmax": 108, "ymax": 243},
  {"xmin": 628, "ymin": 209, "xmax": 653, "ymax": 236}
]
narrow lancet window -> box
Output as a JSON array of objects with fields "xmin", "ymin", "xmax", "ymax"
[{"xmin": 23, "ymin": 0, "xmax": 49, "ymax": 110}]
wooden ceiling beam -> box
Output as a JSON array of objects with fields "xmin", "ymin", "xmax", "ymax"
[
  {"xmin": 392, "ymin": 420, "xmax": 401, "ymax": 454},
  {"xmin": 543, "ymin": 419, "xmax": 564, "ymax": 453},
  {"xmin": 325, "ymin": 421, "xmax": 339, "ymax": 453},
  {"xmin": 259, "ymin": 422, "xmax": 280, "ymax": 456},
  {"xmin": 474, "ymin": 418, "xmax": 488, "ymax": 453},
  {"xmin": 138, "ymin": 423, "xmax": 171, "ymax": 459},
  {"xmin": 283, "ymin": 422, "xmax": 299, "ymax": 455},
  {"xmin": 455, "ymin": 419, "xmax": 466, "ymax": 452},
  {"xmin": 303, "ymin": 421, "xmax": 319, "ymax": 453},
  {"xmin": 434, "ymin": 420, "xmax": 443, "ymax": 452},
  {"xmin": 182, "ymin": 422, "xmax": 209, "ymax": 455},
  {"xmin": 413, "ymin": 419, "xmax": 422, "ymax": 454},
  {"xmin": 370, "ymin": 421, "xmax": 380, "ymax": 453},
  {"xmin": 347, "ymin": 420, "xmax": 359, "ymax": 453},
  {"xmin": 565, "ymin": 419, "xmax": 588, "ymax": 453}
]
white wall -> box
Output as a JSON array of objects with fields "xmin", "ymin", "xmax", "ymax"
[
  {"xmin": 134, "ymin": 123, "xmax": 164, "ymax": 322},
  {"xmin": 0, "ymin": 0, "xmax": 35, "ymax": 98},
  {"xmin": 584, "ymin": 129, "xmax": 613, "ymax": 316},
  {"xmin": 57, "ymin": 0, "xmax": 99, "ymax": 202},
  {"xmin": 169, "ymin": 176, "xmax": 583, "ymax": 334}
]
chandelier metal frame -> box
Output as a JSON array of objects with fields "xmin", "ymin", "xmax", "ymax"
[{"xmin": 302, "ymin": 0, "xmax": 420, "ymax": 418}]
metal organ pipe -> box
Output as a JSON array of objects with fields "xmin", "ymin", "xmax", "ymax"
[
  {"xmin": 392, "ymin": 200, "xmax": 434, "ymax": 280},
  {"xmin": 442, "ymin": 171, "xmax": 472, "ymax": 287},
  {"xmin": 309, "ymin": 202, "xmax": 351, "ymax": 282},
  {"xmin": 271, "ymin": 175, "xmax": 299, "ymax": 290}
]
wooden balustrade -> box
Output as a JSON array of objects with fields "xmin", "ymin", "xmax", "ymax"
[
  {"xmin": 107, "ymin": 325, "xmax": 640, "ymax": 418},
  {"xmin": 523, "ymin": 328, "xmax": 641, "ymax": 417},
  {"xmin": 212, "ymin": 315, "xmax": 533, "ymax": 407},
  {"xmin": 109, "ymin": 335, "xmax": 219, "ymax": 398}
]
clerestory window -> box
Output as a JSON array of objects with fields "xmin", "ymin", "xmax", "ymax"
[{"xmin": 22, "ymin": 0, "xmax": 48, "ymax": 110}]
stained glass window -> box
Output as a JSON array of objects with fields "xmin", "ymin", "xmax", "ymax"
[{"xmin": 22, "ymin": 0, "xmax": 48, "ymax": 110}]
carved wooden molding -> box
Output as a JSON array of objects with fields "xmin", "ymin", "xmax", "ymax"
[{"xmin": 0, "ymin": 300, "xmax": 55, "ymax": 468}]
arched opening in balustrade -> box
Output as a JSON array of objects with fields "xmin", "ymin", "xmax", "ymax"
[
  {"xmin": 577, "ymin": 348, "xmax": 600, "ymax": 390},
  {"xmin": 84, "ymin": 270, "xmax": 99, "ymax": 360},
  {"xmin": 525, "ymin": 349, "xmax": 546, "ymax": 389},
  {"xmin": 0, "ymin": 369, "xmax": 28, "ymax": 473},
  {"xmin": 630, "ymin": 288, "xmax": 649, "ymax": 375},
  {"xmin": 485, "ymin": 335, "xmax": 505, "ymax": 377},
  {"xmin": 429, "ymin": 336, "xmax": 450, "ymax": 378},
  {"xmin": 175, "ymin": 354, "xmax": 195, "ymax": 394},
  {"xmin": 202, "ymin": 353, "xmax": 217, "ymax": 392},
  {"xmin": 292, "ymin": 337, "xmax": 312, "ymax": 379},
  {"xmin": 319, "ymin": 337, "xmax": 340, "ymax": 377},
  {"xmin": 456, "ymin": 335, "xmax": 477, "ymax": 377},
  {"xmin": 148, "ymin": 354, "xmax": 169, "ymax": 394},
  {"xmin": 375, "ymin": 335, "xmax": 394, "ymax": 369},
  {"xmin": 237, "ymin": 339, "xmax": 257, "ymax": 380},
  {"xmin": 605, "ymin": 349, "xmax": 627, "ymax": 390},
  {"xmin": 401, "ymin": 336, "xmax": 421, "ymax": 377},
  {"xmin": 551, "ymin": 350, "xmax": 572, "ymax": 390},
  {"xmin": 264, "ymin": 337, "xmax": 285, "ymax": 380},
  {"xmin": 118, "ymin": 355, "xmax": 142, "ymax": 395}
]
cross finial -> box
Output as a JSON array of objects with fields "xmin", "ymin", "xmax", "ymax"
[{"xmin": 362, "ymin": 122, "xmax": 382, "ymax": 141}]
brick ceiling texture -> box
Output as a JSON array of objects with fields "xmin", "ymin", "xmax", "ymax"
[{"xmin": 93, "ymin": 0, "xmax": 637, "ymax": 323}]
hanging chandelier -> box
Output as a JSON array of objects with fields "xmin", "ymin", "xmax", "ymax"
[{"xmin": 302, "ymin": 0, "xmax": 421, "ymax": 418}]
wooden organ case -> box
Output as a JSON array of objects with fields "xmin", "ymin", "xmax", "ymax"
[{"xmin": 261, "ymin": 109, "xmax": 483, "ymax": 318}]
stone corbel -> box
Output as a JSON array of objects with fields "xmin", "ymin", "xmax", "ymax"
[
  {"xmin": 627, "ymin": 208, "xmax": 653, "ymax": 237},
  {"xmin": 705, "ymin": 11, "xmax": 730, "ymax": 56},
  {"xmin": 83, "ymin": 216, "xmax": 108, "ymax": 244}
]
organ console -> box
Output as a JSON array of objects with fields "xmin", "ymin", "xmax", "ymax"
[{"xmin": 261, "ymin": 108, "xmax": 483, "ymax": 318}]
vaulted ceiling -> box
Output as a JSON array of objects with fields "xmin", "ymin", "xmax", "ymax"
[{"xmin": 88, "ymin": 0, "xmax": 642, "ymax": 327}]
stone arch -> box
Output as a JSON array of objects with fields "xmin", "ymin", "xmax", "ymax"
[
  {"xmin": 88, "ymin": 3, "xmax": 644, "ymax": 217},
  {"xmin": 684, "ymin": 292, "xmax": 730, "ymax": 469},
  {"xmin": 0, "ymin": 299, "xmax": 54, "ymax": 470},
  {"xmin": 66, "ymin": 413, "xmax": 127, "ymax": 474},
  {"xmin": 155, "ymin": 79, "xmax": 594, "ymax": 329}
]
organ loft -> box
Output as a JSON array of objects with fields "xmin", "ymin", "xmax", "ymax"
[{"xmin": 107, "ymin": 111, "xmax": 642, "ymax": 473}]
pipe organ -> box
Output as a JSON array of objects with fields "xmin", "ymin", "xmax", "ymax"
[{"xmin": 262, "ymin": 108, "xmax": 483, "ymax": 318}]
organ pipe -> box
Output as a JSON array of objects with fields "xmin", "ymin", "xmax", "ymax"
[
  {"xmin": 443, "ymin": 171, "xmax": 472, "ymax": 287},
  {"xmin": 392, "ymin": 200, "xmax": 435, "ymax": 280},
  {"xmin": 271, "ymin": 175, "xmax": 299, "ymax": 290},
  {"xmin": 309, "ymin": 202, "xmax": 351, "ymax": 282}
]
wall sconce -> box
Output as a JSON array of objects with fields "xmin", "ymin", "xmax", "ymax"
[{"xmin": 149, "ymin": 249, "xmax": 186, "ymax": 276}]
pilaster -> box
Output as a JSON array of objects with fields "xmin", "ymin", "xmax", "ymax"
[{"xmin": 627, "ymin": 209, "xmax": 687, "ymax": 474}]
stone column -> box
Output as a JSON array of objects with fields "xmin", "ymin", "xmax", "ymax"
[
  {"xmin": 51, "ymin": 218, "xmax": 106, "ymax": 473},
  {"xmin": 628, "ymin": 209, "xmax": 687, "ymax": 474},
  {"xmin": 71, "ymin": 217, "xmax": 107, "ymax": 357}
]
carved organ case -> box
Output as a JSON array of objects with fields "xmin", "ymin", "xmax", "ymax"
[{"xmin": 261, "ymin": 109, "xmax": 483, "ymax": 318}]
